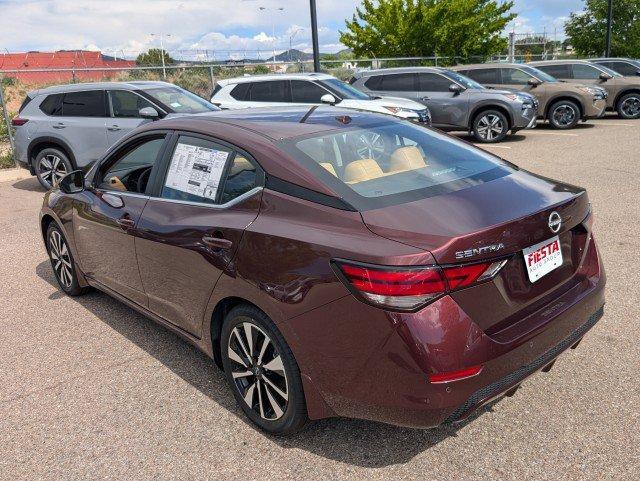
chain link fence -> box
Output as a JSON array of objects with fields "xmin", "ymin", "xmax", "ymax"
[{"xmin": 0, "ymin": 52, "xmax": 582, "ymax": 169}]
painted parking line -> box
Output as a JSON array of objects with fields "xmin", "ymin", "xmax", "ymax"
[
  {"xmin": 590, "ymin": 122, "xmax": 636, "ymax": 127},
  {"xmin": 474, "ymin": 144, "xmax": 512, "ymax": 150},
  {"xmin": 525, "ymin": 131, "xmax": 580, "ymax": 137}
]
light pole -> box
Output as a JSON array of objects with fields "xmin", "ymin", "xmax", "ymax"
[
  {"xmin": 605, "ymin": 0, "xmax": 613, "ymax": 57},
  {"xmin": 150, "ymin": 33, "xmax": 171, "ymax": 78},
  {"xmin": 258, "ymin": 6, "xmax": 284, "ymax": 62},
  {"xmin": 289, "ymin": 28, "xmax": 303, "ymax": 62},
  {"xmin": 309, "ymin": 0, "xmax": 320, "ymax": 72}
]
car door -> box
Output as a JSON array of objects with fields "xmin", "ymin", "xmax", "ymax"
[
  {"xmin": 106, "ymin": 89, "xmax": 159, "ymax": 145},
  {"xmin": 415, "ymin": 72, "xmax": 467, "ymax": 128},
  {"xmin": 73, "ymin": 133, "xmax": 170, "ymax": 306},
  {"xmin": 570, "ymin": 63, "xmax": 606, "ymax": 86},
  {"xmin": 57, "ymin": 90, "xmax": 109, "ymax": 166},
  {"xmin": 135, "ymin": 133, "xmax": 264, "ymax": 336},
  {"xmin": 290, "ymin": 79, "xmax": 331, "ymax": 105}
]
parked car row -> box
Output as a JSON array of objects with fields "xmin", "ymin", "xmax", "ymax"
[{"xmin": 11, "ymin": 58, "xmax": 640, "ymax": 189}]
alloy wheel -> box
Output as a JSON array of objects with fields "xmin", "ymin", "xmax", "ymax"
[
  {"xmin": 49, "ymin": 230, "xmax": 74, "ymax": 288},
  {"xmin": 620, "ymin": 96, "xmax": 640, "ymax": 118},
  {"xmin": 39, "ymin": 154, "xmax": 68, "ymax": 186},
  {"xmin": 552, "ymin": 104, "xmax": 577, "ymax": 127},
  {"xmin": 476, "ymin": 114, "xmax": 504, "ymax": 141},
  {"xmin": 227, "ymin": 320, "xmax": 289, "ymax": 421},
  {"xmin": 353, "ymin": 132, "xmax": 386, "ymax": 160}
]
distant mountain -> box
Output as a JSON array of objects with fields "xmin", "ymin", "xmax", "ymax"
[{"xmin": 267, "ymin": 49, "xmax": 314, "ymax": 62}]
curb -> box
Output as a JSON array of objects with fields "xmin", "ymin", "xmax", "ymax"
[{"xmin": 0, "ymin": 167, "xmax": 31, "ymax": 184}]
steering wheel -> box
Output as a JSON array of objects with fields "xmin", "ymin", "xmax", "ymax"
[{"xmin": 136, "ymin": 167, "xmax": 152, "ymax": 193}]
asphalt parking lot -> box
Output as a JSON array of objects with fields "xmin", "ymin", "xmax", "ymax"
[{"xmin": 1, "ymin": 116, "xmax": 638, "ymax": 480}]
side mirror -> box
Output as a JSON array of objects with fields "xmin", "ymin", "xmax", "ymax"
[
  {"xmin": 320, "ymin": 93, "xmax": 337, "ymax": 105},
  {"xmin": 599, "ymin": 72, "xmax": 612, "ymax": 81},
  {"xmin": 59, "ymin": 170, "xmax": 85, "ymax": 194},
  {"xmin": 449, "ymin": 83, "xmax": 464, "ymax": 95},
  {"xmin": 139, "ymin": 106, "xmax": 160, "ymax": 120},
  {"xmin": 527, "ymin": 78, "xmax": 541, "ymax": 87},
  {"xmin": 635, "ymin": 69, "xmax": 640, "ymax": 76}
]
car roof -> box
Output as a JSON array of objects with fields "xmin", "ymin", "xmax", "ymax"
[
  {"xmin": 529, "ymin": 59, "xmax": 595, "ymax": 66},
  {"xmin": 590, "ymin": 57, "xmax": 639, "ymax": 62},
  {"xmin": 352, "ymin": 66, "xmax": 448, "ymax": 78},
  {"xmin": 451, "ymin": 63, "xmax": 528, "ymax": 69},
  {"xmin": 28, "ymin": 81, "xmax": 175, "ymax": 97},
  {"xmin": 135, "ymin": 105, "xmax": 400, "ymax": 199},
  {"xmin": 217, "ymin": 72, "xmax": 335, "ymax": 86}
]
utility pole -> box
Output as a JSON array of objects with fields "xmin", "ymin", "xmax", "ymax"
[
  {"xmin": 507, "ymin": 32, "xmax": 515, "ymax": 63},
  {"xmin": 309, "ymin": 0, "xmax": 320, "ymax": 72},
  {"xmin": 258, "ymin": 6, "xmax": 284, "ymax": 63},
  {"xmin": 151, "ymin": 33, "xmax": 171, "ymax": 78},
  {"xmin": 605, "ymin": 0, "xmax": 613, "ymax": 57}
]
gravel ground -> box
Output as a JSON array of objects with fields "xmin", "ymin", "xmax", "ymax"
[{"xmin": 0, "ymin": 116, "xmax": 638, "ymax": 480}]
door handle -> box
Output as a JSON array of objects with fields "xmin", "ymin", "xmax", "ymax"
[
  {"xmin": 421, "ymin": 96, "xmax": 431, "ymax": 101},
  {"xmin": 52, "ymin": 123, "xmax": 66, "ymax": 129},
  {"xmin": 107, "ymin": 125, "xmax": 122, "ymax": 131},
  {"xmin": 116, "ymin": 217, "xmax": 136, "ymax": 231},
  {"xmin": 202, "ymin": 235, "xmax": 233, "ymax": 250}
]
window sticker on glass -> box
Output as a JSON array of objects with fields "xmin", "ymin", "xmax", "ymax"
[{"xmin": 164, "ymin": 142, "xmax": 229, "ymax": 200}]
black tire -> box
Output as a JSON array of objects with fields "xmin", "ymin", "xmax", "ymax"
[
  {"xmin": 33, "ymin": 147, "xmax": 73, "ymax": 189},
  {"xmin": 46, "ymin": 223, "xmax": 89, "ymax": 296},
  {"xmin": 548, "ymin": 100, "xmax": 580, "ymax": 129},
  {"xmin": 616, "ymin": 92, "xmax": 640, "ymax": 119},
  {"xmin": 471, "ymin": 110, "xmax": 509, "ymax": 143},
  {"xmin": 221, "ymin": 304, "xmax": 308, "ymax": 435}
]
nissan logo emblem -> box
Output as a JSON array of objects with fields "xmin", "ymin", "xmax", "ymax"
[{"xmin": 548, "ymin": 211, "xmax": 562, "ymax": 233}]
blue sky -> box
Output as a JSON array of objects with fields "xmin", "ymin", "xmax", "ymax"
[{"xmin": 0, "ymin": 0, "xmax": 585, "ymax": 59}]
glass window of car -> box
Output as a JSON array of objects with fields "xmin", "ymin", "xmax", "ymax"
[
  {"xmin": 142, "ymin": 86, "xmax": 218, "ymax": 113},
  {"xmin": 39, "ymin": 93, "xmax": 63, "ymax": 116},
  {"xmin": 571, "ymin": 63, "xmax": 603, "ymax": 80},
  {"xmin": 502, "ymin": 68, "xmax": 533, "ymax": 85},
  {"xmin": 99, "ymin": 137, "xmax": 166, "ymax": 193},
  {"xmin": 537, "ymin": 63, "xmax": 571, "ymax": 79},
  {"xmin": 291, "ymin": 80, "xmax": 328, "ymax": 103},
  {"xmin": 320, "ymin": 78, "xmax": 370, "ymax": 100},
  {"xmin": 220, "ymin": 155, "xmax": 259, "ymax": 204},
  {"xmin": 61, "ymin": 90, "xmax": 106, "ymax": 117},
  {"xmin": 519, "ymin": 65, "xmax": 557, "ymax": 83},
  {"xmin": 464, "ymin": 68, "xmax": 500, "ymax": 84},
  {"xmin": 230, "ymin": 83, "xmax": 251, "ymax": 101},
  {"xmin": 161, "ymin": 136, "xmax": 233, "ymax": 204},
  {"xmin": 110, "ymin": 90, "xmax": 155, "ymax": 118},
  {"xmin": 602, "ymin": 61, "xmax": 637, "ymax": 76},
  {"xmin": 248, "ymin": 80, "xmax": 289, "ymax": 102},
  {"xmin": 417, "ymin": 73, "xmax": 454, "ymax": 91},
  {"xmin": 377, "ymin": 73, "xmax": 416, "ymax": 91},
  {"xmin": 283, "ymin": 120, "xmax": 513, "ymax": 210},
  {"xmin": 443, "ymin": 70, "xmax": 484, "ymax": 89},
  {"xmin": 364, "ymin": 76, "xmax": 383, "ymax": 90}
]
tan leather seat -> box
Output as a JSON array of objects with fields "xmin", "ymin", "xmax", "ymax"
[
  {"xmin": 344, "ymin": 159, "xmax": 384, "ymax": 183},
  {"xmin": 388, "ymin": 146, "xmax": 428, "ymax": 172},
  {"xmin": 319, "ymin": 162, "xmax": 337, "ymax": 177}
]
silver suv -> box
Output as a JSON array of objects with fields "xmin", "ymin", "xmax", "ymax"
[
  {"xmin": 13, "ymin": 81, "xmax": 219, "ymax": 188},
  {"xmin": 349, "ymin": 67, "xmax": 538, "ymax": 143}
]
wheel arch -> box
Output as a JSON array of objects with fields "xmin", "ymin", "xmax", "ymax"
[
  {"xmin": 469, "ymin": 103, "xmax": 513, "ymax": 130},
  {"xmin": 614, "ymin": 88, "xmax": 640, "ymax": 109},
  {"xmin": 544, "ymin": 95, "xmax": 584, "ymax": 119},
  {"xmin": 27, "ymin": 136, "xmax": 77, "ymax": 169}
]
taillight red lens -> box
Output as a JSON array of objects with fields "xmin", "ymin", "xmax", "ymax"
[
  {"xmin": 340, "ymin": 264, "xmax": 445, "ymax": 296},
  {"xmin": 428, "ymin": 365, "xmax": 483, "ymax": 383},
  {"xmin": 11, "ymin": 117, "xmax": 28, "ymax": 126},
  {"xmin": 334, "ymin": 259, "xmax": 507, "ymax": 311}
]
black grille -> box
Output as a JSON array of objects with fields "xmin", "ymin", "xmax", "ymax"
[{"xmin": 444, "ymin": 306, "xmax": 604, "ymax": 424}]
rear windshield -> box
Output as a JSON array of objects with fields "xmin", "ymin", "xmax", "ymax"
[{"xmin": 282, "ymin": 121, "xmax": 514, "ymax": 210}]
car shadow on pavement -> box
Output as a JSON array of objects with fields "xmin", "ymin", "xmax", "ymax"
[
  {"xmin": 12, "ymin": 177, "xmax": 45, "ymax": 192},
  {"xmin": 36, "ymin": 260, "xmax": 499, "ymax": 468}
]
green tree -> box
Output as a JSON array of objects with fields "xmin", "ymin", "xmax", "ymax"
[
  {"xmin": 136, "ymin": 48, "xmax": 175, "ymax": 66},
  {"xmin": 565, "ymin": 0, "xmax": 640, "ymax": 57},
  {"xmin": 339, "ymin": 0, "xmax": 515, "ymax": 60}
]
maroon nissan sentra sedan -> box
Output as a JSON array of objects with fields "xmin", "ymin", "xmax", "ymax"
[{"xmin": 40, "ymin": 106, "xmax": 605, "ymax": 434}]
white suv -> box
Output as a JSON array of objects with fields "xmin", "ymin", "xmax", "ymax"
[{"xmin": 211, "ymin": 73, "xmax": 431, "ymax": 124}]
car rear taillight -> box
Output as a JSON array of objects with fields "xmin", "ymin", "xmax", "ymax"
[
  {"xmin": 428, "ymin": 365, "xmax": 483, "ymax": 383},
  {"xmin": 11, "ymin": 117, "xmax": 28, "ymax": 126},
  {"xmin": 333, "ymin": 259, "xmax": 507, "ymax": 311}
]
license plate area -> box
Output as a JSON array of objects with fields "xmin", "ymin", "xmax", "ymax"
[{"xmin": 523, "ymin": 235, "xmax": 563, "ymax": 283}]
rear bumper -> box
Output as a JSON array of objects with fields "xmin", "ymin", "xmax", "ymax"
[{"xmin": 287, "ymin": 236, "xmax": 606, "ymax": 428}]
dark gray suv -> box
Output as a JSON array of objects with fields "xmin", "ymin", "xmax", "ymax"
[
  {"xmin": 13, "ymin": 81, "xmax": 219, "ymax": 188},
  {"xmin": 349, "ymin": 67, "xmax": 538, "ymax": 142}
]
